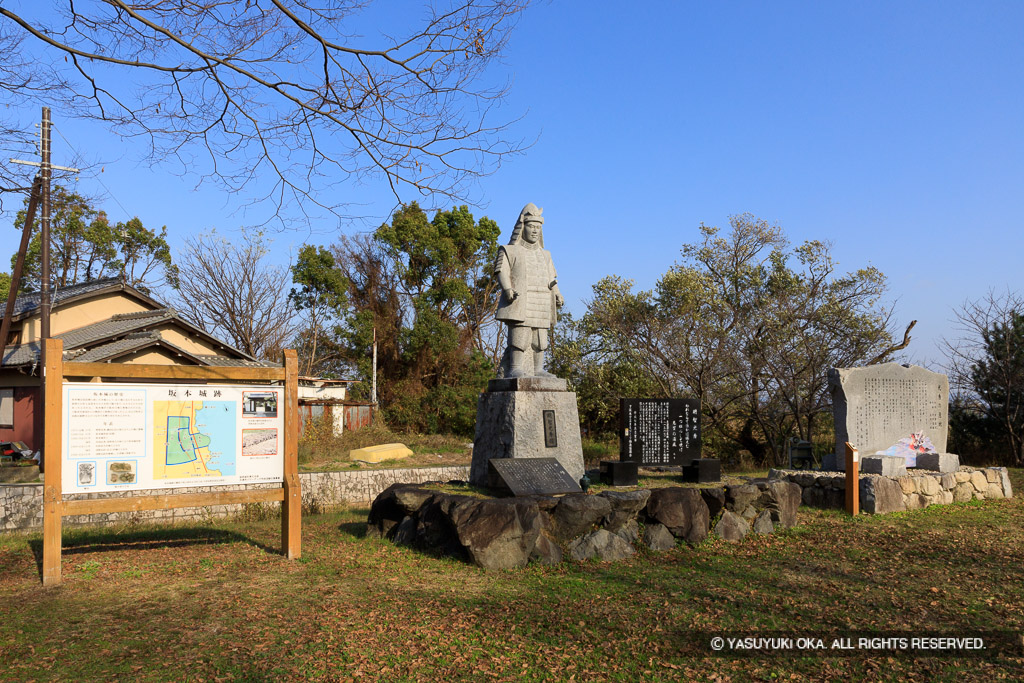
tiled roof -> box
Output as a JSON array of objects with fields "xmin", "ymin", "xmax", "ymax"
[
  {"xmin": 69, "ymin": 332, "xmax": 165, "ymax": 362},
  {"xmin": 1, "ymin": 341, "xmax": 40, "ymax": 367},
  {"xmin": 5, "ymin": 277, "xmax": 123, "ymax": 318},
  {"xmin": 59, "ymin": 308, "xmax": 176, "ymax": 349},
  {"xmin": 195, "ymin": 355, "xmax": 281, "ymax": 368},
  {"xmin": 2, "ymin": 308, "xmax": 271, "ymax": 368}
]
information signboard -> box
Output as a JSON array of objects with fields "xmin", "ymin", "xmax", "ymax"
[{"xmin": 62, "ymin": 382, "xmax": 284, "ymax": 494}]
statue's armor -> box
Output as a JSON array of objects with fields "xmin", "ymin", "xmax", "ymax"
[
  {"xmin": 494, "ymin": 243, "xmax": 558, "ymax": 328},
  {"xmin": 520, "ymin": 248, "xmax": 554, "ymax": 328}
]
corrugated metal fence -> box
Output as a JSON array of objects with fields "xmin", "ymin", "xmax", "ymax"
[{"xmin": 298, "ymin": 402, "xmax": 374, "ymax": 436}]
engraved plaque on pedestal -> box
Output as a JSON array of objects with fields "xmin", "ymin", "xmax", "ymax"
[
  {"xmin": 543, "ymin": 410, "xmax": 557, "ymax": 448},
  {"xmin": 488, "ymin": 457, "xmax": 582, "ymax": 496}
]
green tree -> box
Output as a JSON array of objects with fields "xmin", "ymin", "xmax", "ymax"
[
  {"xmin": 557, "ymin": 215, "xmax": 901, "ymax": 465},
  {"xmin": 945, "ymin": 290, "xmax": 1024, "ymax": 466},
  {"xmin": 289, "ymin": 245, "xmax": 349, "ymax": 376},
  {"xmin": 11, "ymin": 185, "xmax": 172, "ymax": 293},
  {"xmin": 330, "ymin": 203, "xmax": 502, "ymax": 435},
  {"xmin": 0, "ymin": 271, "xmax": 9, "ymax": 302}
]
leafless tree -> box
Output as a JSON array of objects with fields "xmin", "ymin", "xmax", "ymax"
[
  {"xmin": 170, "ymin": 228, "xmax": 296, "ymax": 361},
  {"xmin": 0, "ymin": 1, "xmax": 529, "ymax": 221},
  {"xmin": 941, "ymin": 288, "xmax": 1024, "ymax": 465}
]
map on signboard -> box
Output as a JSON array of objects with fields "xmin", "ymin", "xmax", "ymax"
[{"xmin": 153, "ymin": 401, "xmax": 237, "ymax": 479}]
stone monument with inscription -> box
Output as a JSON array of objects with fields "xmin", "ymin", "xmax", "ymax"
[
  {"xmin": 619, "ymin": 398, "xmax": 702, "ymax": 467},
  {"xmin": 469, "ymin": 203, "xmax": 585, "ymax": 489},
  {"xmin": 826, "ymin": 363, "xmax": 949, "ymax": 471}
]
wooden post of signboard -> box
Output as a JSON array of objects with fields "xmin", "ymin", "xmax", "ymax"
[
  {"xmin": 42, "ymin": 338, "xmax": 64, "ymax": 586},
  {"xmin": 282, "ymin": 349, "xmax": 301, "ymax": 559},
  {"xmin": 845, "ymin": 442, "xmax": 860, "ymax": 516}
]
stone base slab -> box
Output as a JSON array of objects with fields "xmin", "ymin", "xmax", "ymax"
[
  {"xmin": 470, "ymin": 389, "xmax": 584, "ymax": 487},
  {"xmin": 915, "ymin": 452, "xmax": 960, "ymax": 473},
  {"xmin": 861, "ymin": 455, "xmax": 908, "ymax": 477}
]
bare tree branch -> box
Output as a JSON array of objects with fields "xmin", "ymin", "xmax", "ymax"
[
  {"xmin": 867, "ymin": 319, "xmax": 916, "ymax": 365},
  {"xmin": 0, "ymin": 1, "xmax": 529, "ymax": 224}
]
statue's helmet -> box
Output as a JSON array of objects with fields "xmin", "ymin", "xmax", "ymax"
[{"xmin": 508, "ymin": 202, "xmax": 544, "ymax": 246}]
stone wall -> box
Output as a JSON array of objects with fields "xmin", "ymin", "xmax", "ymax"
[
  {"xmin": 767, "ymin": 466, "xmax": 1013, "ymax": 514},
  {"xmin": 367, "ymin": 480, "xmax": 803, "ymax": 570},
  {"xmin": 0, "ymin": 466, "xmax": 470, "ymax": 532}
]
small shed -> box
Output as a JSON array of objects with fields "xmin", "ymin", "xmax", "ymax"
[{"xmin": 297, "ymin": 377, "xmax": 372, "ymax": 435}]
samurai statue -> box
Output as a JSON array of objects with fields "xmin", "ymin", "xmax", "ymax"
[{"xmin": 495, "ymin": 203, "xmax": 564, "ymax": 378}]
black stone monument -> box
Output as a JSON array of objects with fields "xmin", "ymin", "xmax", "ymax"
[{"xmin": 619, "ymin": 398, "xmax": 701, "ymax": 467}]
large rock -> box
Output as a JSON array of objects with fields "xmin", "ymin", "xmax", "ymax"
[
  {"xmin": 700, "ymin": 487, "xmax": 726, "ymax": 518},
  {"xmin": 568, "ymin": 529, "xmax": 635, "ymax": 562},
  {"xmin": 916, "ymin": 475, "xmax": 941, "ymax": 497},
  {"xmin": 642, "ymin": 523, "xmax": 676, "ymax": 551},
  {"xmin": 551, "ymin": 494, "xmax": 612, "ymax": 541},
  {"xmin": 985, "ymin": 484, "xmax": 1004, "ymax": 500},
  {"xmin": 999, "ymin": 468, "xmax": 1014, "ymax": 498},
  {"xmin": 860, "ymin": 476, "xmax": 906, "ymax": 514},
  {"xmin": 598, "ymin": 489, "xmax": 651, "ymax": 532},
  {"xmin": 366, "ymin": 484, "xmax": 434, "ymax": 539},
  {"xmin": 952, "ymin": 482, "xmax": 974, "ymax": 502},
  {"xmin": 415, "ymin": 493, "xmax": 476, "ymax": 557},
  {"xmin": 614, "ymin": 519, "xmax": 640, "ymax": 544},
  {"xmin": 714, "ymin": 511, "xmax": 750, "ymax": 542},
  {"xmin": 752, "ymin": 510, "xmax": 775, "ymax": 535},
  {"xmin": 392, "ymin": 516, "xmax": 418, "ymax": 545},
  {"xmin": 645, "ymin": 488, "xmax": 710, "ymax": 545},
  {"xmin": 761, "ymin": 481, "xmax": 801, "ymax": 528},
  {"xmin": 530, "ymin": 533, "xmax": 563, "ymax": 565},
  {"xmin": 449, "ymin": 498, "xmax": 542, "ymax": 570},
  {"xmin": 724, "ymin": 483, "xmax": 761, "ymax": 514},
  {"xmin": 801, "ymin": 484, "xmax": 844, "ymax": 510}
]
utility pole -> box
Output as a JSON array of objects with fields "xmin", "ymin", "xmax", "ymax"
[
  {"xmin": 7, "ymin": 107, "xmax": 78, "ymax": 469},
  {"xmin": 371, "ymin": 327, "xmax": 377, "ymax": 405},
  {"xmin": 40, "ymin": 107, "xmax": 51, "ymax": 340},
  {"xmin": 8, "ymin": 106, "xmax": 79, "ymax": 339}
]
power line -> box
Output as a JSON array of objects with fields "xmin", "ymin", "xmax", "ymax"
[{"xmin": 52, "ymin": 124, "xmax": 135, "ymax": 222}]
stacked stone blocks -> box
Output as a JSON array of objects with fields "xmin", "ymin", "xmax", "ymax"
[
  {"xmin": 767, "ymin": 466, "xmax": 1012, "ymax": 514},
  {"xmin": 0, "ymin": 465, "xmax": 471, "ymax": 532}
]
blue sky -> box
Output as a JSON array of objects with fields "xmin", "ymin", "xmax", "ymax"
[{"xmin": 6, "ymin": 1, "xmax": 1023, "ymax": 365}]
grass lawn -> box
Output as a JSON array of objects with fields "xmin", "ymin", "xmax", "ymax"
[{"xmin": 0, "ymin": 472, "xmax": 1021, "ymax": 681}]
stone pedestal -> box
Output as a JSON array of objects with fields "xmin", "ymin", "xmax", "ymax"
[
  {"xmin": 682, "ymin": 458, "xmax": 722, "ymax": 483},
  {"xmin": 861, "ymin": 455, "xmax": 908, "ymax": 477},
  {"xmin": 469, "ymin": 378, "xmax": 585, "ymax": 488},
  {"xmin": 915, "ymin": 452, "xmax": 960, "ymax": 473}
]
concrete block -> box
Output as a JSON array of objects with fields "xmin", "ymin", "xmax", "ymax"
[
  {"xmin": 915, "ymin": 452, "xmax": 959, "ymax": 473},
  {"xmin": 349, "ymin": 443, "xmax": 413, "ymax": 463},
  {"xmin": 861, "ymin": 455, "xmax": 908, "ymax": 477}
]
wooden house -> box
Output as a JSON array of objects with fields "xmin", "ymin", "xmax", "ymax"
[{"xmin": 1, "ymin": 277, "xmax": 268, "ymax": 452}]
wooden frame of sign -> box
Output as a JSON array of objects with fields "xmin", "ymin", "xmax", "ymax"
[{"xmin": 40, "ymin": 338, "xmax": 301, "ymax": 586}]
